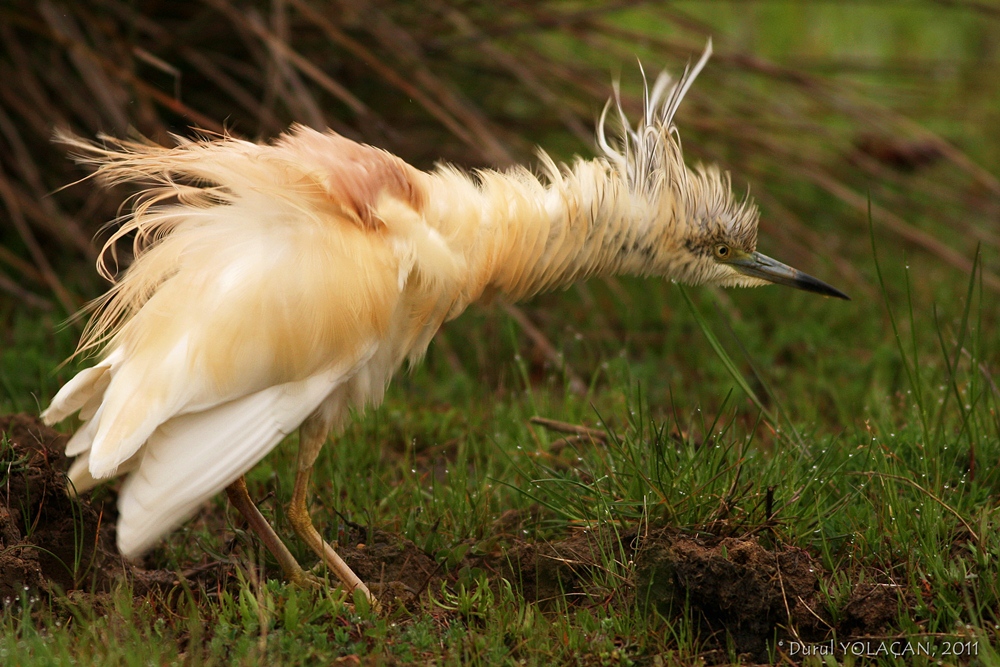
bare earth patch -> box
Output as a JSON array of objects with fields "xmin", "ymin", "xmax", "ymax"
[
  {"xmin": 0, "ymin": 412, "xmax": 113, "ymax": 600},
  {"xmin": 0, "ymin": 414, "xmax": 211, "ymax": 600}
]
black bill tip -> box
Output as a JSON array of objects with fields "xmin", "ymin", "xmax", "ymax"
[
  {"xmin": 731, "ymin": 251, "xmax": 850, "ymax": 300},
  {"xmin": 791, "ymin": 270, "xmax": 851, "ymax": 300}
]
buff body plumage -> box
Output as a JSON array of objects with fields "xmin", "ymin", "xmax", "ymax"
[{"xmin": 43, "ymin": 42, "xmax": 845, "ymax": 601}]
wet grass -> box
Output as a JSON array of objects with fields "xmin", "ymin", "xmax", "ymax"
[
  {"xmin": 4, "ymin": 239, "xmax": 999, "ymax": 664},
  {"xmin": 2, "ymin": 1, "xmax": 1000, "ymax": 665}
]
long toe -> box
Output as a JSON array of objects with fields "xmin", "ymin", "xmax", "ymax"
[{"xmin": 288, "ymin": 568, "xmax": 325, "ymax": 589}]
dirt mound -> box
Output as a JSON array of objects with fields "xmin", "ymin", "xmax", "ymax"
[
  {"xmin": 839, "ymin": 583, "xmax": 905, "ymax": 636},
  {"xmin": 0, "ymin": 414, "xmax": 447, "ymax": 607},
  {"xmin": 0, "ymin": 413, "xmax": 117, "ymax": 599},
  {"xmin": 0, "ymin": 414, "xmax": 199, "ymax": 600},
  {"xmin": 499, "ymin": 528, "xmax": 626, "ymax": 603},
  {"xmin": 486, "ymin": 526, "xmax": 902, "ymax": 662},
  {"xmin": 635, "ymin": 531, "xmax": 828, "ymax": 659}
]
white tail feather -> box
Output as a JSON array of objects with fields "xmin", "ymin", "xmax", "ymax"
[
  {"xmin": 67, "ymin": 449, "xmax": 138, "ymax": 496},
  {"xmin": 41, "ymin": 351, "xmax": 118, "ymax": 426},
  {"xmin": 114, "ymin": 363, "xmax": 365, "ymax": 558}
]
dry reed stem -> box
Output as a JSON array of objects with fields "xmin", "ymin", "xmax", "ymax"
[
  {"xmin": 287, "ymin": 0, "xmax": 475, "ymax": 152},
  {"xmin": 0, "ymin": 168, "xmax": 75, "ymax": 313},
  {"xmin": 98, "ymin": 0, "xmax": 285, "ymax": 134},
  {"xmin": 440, "ymin": 3, "xmax": 593, "ymax": 147},
  {"xmin": 0, "ymin": 0, "xmax": 996, "ymax": 309},
  {"xmin": 338, "ymin": 0, "xmax": 514, "ymax": 165},
  {"xmin": 529, "ymin": 416, "xmax": 608, "ymax": 442},
  {"xmin": 0, "ymin": 268, "xmax": 51, "ymax": 310}
]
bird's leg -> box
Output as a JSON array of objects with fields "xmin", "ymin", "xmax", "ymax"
[
  {"xmin": 224, "ymin": 476, "xmax": 317, "ymax": 587},
  {"xmin": 287, "ymin": 416, "xmax": 377, "ymax": 608}
]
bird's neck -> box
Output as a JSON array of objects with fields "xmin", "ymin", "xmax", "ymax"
[{"xmin": 423, "ymin": 156, "xmax": 683, "ymax": 307}]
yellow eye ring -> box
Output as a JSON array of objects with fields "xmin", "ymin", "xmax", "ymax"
[{"xmin": 713, "ymin": 243, "xmax": 731, "ymax": 260}]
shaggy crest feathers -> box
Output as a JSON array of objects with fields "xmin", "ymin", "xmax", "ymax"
[
  {"xmin": 596, "ymin": 42, "xmax": 712, "ymax": 199},
  {"xmin": 596, "ymin": 38, "xmax": 757, "ymax": 253}
]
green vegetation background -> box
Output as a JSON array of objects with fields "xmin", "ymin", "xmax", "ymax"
[{"xmin": 1, "ymin": 1, "xmax": 998, "ymax": 665}]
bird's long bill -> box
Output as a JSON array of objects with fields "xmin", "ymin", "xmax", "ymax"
[{"xmin": 731, "ymin": 252, "xmax": 850, "ymax": 300}]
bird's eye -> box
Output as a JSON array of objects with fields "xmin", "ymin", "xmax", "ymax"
[{"xmin": 713, "ymin": 244, "xmax": 731, "ymax": 260}]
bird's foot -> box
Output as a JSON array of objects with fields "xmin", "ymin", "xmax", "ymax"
[
  {"xmin": 296, "ymin": 563, "xmax": 383, "ymax": 614},
  {"xmin": 287, "ymin": 567, "xmax": 325, "ymax": 588}
]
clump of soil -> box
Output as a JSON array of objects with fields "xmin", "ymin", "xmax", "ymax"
[
  {"xmin": 635, "ymin": 530, "xmax": 830, "ymax": 659},
  {"xmin": 0, "ymin": 413, "xmax": 192, "ymax": 601},
  {"xmin": 474, "ymin": 525, "xmax": 901, "ymax": 662},
  {"xmin": 840, "ymin": 583, "xmax": 905, "ymax": 636},
  {"xmin": 499, "ymin": 528, "xmax": 624, "ymax": 603},
  {"xmin": 0, "ymin": 412, "xmax": 449, "ymax": 609},
  {"xmin": 0, "ymin": 413, "xmax": 118, "ymax": 600}
]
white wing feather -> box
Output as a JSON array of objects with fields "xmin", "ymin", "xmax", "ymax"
[{"xmin": 115, "ymin": 351, "xmax": 374, "ymax": 558}]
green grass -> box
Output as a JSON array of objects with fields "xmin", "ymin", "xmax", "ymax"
[{"xmin": 3, "ymin": 2, "xmax": 1000, "ymax": 665}]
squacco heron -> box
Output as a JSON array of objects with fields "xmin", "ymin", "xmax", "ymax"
[{"xmin": 42, "ymin": 41, "xmax": 846, "ymax": 606}]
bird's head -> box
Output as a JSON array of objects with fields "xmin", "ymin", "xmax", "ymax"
[
  {"xmin": 598, "ymin": 39, "xmax": 849, "ymax": 300},
  {"xmin": 669, "ymin": 165, "xmax": 849, "ymax": 299}
]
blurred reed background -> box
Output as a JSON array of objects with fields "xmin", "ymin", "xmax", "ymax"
[{"xmin": 0, "ymin": 1, "xmax": 997, "ymax": 318}]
